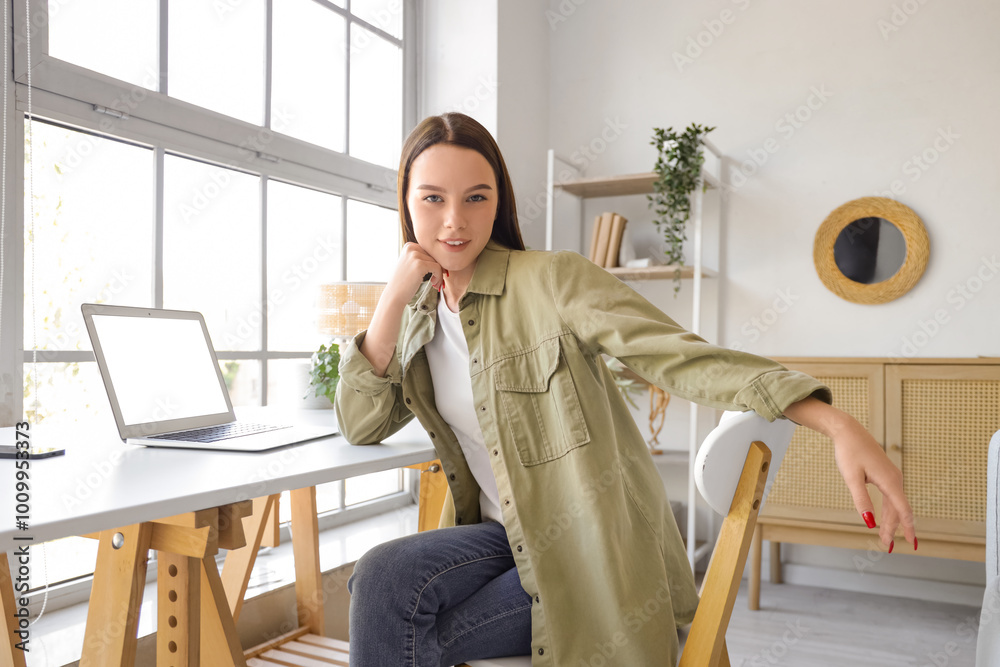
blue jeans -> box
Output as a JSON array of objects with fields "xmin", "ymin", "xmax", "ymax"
[{"xmin": 347, "ymin": 520, "xmax": 533, "ymax": 667}]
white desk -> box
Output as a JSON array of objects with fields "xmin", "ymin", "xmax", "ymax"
[{"xmin": 0, "ymin": 409, "xmax": 436, "ymax": 666}]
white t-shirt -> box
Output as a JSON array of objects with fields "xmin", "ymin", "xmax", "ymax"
[{"xmin": 423, "ymin": 296, "xmax": 505, "ymax": 525}]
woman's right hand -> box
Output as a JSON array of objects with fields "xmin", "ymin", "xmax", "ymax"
[
  {"xmin": 383, "ymin": 242, "xmax": 444, "ymax": 306},
  {"xmin": 357, "ymin": 242, "xmax": 441, "ymax": 378}
]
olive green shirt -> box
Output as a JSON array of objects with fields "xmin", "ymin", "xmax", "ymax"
[{"xmin": 335, "ymin": 240, "xmax": 831, "ymax": 666}]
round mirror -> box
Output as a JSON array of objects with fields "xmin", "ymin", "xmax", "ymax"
[
  {"xmin": 832, "ymin": 217, "xmax": 907, "ymax": 284},
  {"xmin": 814, "ymin": 197, "xmax": 929, "ymax": 305}
]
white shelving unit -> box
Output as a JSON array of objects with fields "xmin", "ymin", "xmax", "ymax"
[{"xmin": 544, "ymin": 139, "xmax": 725, "ymax": 570}]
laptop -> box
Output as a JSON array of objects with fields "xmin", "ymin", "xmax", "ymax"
[{"xmin": 81, "ymin": 303, "xmax": 339, "ymax": 451}]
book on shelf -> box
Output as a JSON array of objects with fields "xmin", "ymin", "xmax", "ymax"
[
  {"xmin": 590, "ymin": 211, "xmax": 629, "ymax": 268},
  {"xmin": 588, "ymin": 212, "xmax": 610, "ymax": 264},
  {"xmin": 604, "ymin": 213, "xmax": 628, "ymax": 268}
]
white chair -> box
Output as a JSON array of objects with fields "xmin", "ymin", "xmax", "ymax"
[
  {"xmin": 975, "ymin": 430, "xmax": 999, "ymax": 666},
  {"xmin": 459, "ymin": 410, "xmax": 796, "ymax": 667}
]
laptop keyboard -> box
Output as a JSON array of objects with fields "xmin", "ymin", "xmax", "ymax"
[{"xmin": 149, "ymin": 422, "xmax": 290, "ymax": 443}]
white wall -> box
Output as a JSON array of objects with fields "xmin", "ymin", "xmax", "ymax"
[
  {"xmin": 419, "ymin": 0, "xmax": 499, "ymax": 131},
  {"xmin": 543, "ymin": 0, "xmax": 996, "ymax": 602},
  {"xmin": 548, "ymin": 0, "xmax": 1000, "ymax": 360}
]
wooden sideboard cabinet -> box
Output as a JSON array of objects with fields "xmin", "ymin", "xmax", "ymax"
[{"xmin": 750, "ymin": 357, "xmax": 1000, "ymax": 610}]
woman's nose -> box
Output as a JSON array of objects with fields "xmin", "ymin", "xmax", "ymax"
[{"xmin": 443, "ymin": 206, "xmax": 466, "ymax": 228}]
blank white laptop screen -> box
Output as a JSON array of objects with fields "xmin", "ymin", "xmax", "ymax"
[{"xmin": 90, "ymin": 315, "xmax": 229, "ymax": 426}]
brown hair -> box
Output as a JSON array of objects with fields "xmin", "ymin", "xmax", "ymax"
[{"xmin": 397, "ymin": 113, "xmax": 525, "ymax": 251}]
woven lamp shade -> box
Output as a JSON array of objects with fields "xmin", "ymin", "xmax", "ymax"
[{"xmin": 318, "ymin": 282, "xmax": 386, "ymax": 338}]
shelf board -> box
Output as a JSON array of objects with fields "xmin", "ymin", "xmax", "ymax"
[
  {"xmin": 605, "ymin": 265, "xmax": 718, "ymax": 281},
  {"xmin": 555, "ymin": 168, "xmax": 719, "ymax": 198}
]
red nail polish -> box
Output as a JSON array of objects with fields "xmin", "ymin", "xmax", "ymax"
[
  {"xmin": 888, "ymin": 540, "xmax": 894, "ymax": 554},
  {"xmin": 862, "ymin": 511, "xmax": 876, "ymax": 529},
  {"xmin": 913, "ymin": 537, "xmax": 918, "ymax": 551}
]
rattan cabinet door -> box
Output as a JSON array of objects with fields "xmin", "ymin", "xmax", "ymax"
[
  {"xmin": 885, "ymin": 364, "xmax": 1000, "ymax": 540},
  {"xmin": 763, "ymin": 361, "xmax": 885, "ymax": 524}
]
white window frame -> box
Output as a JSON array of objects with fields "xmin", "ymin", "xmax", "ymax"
[{"xmin": 2, "ymin": 0, "xmax": 423, "ymax": 608}]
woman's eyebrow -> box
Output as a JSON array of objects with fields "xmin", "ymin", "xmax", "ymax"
[{"xmin": 414, "ymin": 184, "xmax": 494, "ymax": 193}]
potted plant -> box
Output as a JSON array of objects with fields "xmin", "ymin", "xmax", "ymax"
[
  {"xmin": 647, "ymin": 123, "xmax": 715, "ymax": 293},
  {"xmin": 305, "ymin": 341, "xmax": 340, "ymax": 405}
]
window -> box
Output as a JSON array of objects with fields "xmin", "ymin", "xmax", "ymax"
[{"xmin": 8, "ymin": 0, "xmax": 416, "ymax": 600}]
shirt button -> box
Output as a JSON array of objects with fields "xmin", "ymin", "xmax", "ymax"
[
  {"xmin": 468, "ymin": 319, "xmax": 475, "ymax": 326},
  {"xmin": 535, "ymin": 595, "xmax": 540, "ymax": 603},
  {"xmin": 538, "ymin": 648, "xmax": 544, "ymax": 655},
  {"xmin": 493, "ymin": 449, "xmax": 499, "ymax": 456},
  {"xmin": 480, "ymin": 406, "xmax": 486, "ymax": 412},
  {"xmin": 472, "ymin": 358, "xmax": 478, "ymax": 364},
  {"xmin": 449, "ymin": 473, "xmax": 456, "ymax": 481},
  {"xmin": 504, "ymin": 499, "xmax": 510, "ymax": 506},
  {"xmin": 429, "ymin": 432, "xmax": 436, "ymax": 438},
  {"xmin": 420, "ymin": 305, "xmax": 428, "ymax": 310},
  {"xmin": 517, "ymin": 545, "xmax": 523, "ymax": 552},
  {"xmin": 405, "ymin": 397, "xmax": 412, "ymax": 404}
]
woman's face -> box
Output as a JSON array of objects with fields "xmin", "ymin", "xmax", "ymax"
[{"xmin": 406, "ymin": 143, "xmax": 498, "ymax": 277}]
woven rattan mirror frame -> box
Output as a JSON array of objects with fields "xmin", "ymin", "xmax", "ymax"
[{"xmin": 813, "ymin": 197, "xmax": 929, "ymax": 305}]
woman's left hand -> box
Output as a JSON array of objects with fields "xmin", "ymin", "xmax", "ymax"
[{"xmin": 783, "ymin": 397, "xmax": 917, "ymax": 551}]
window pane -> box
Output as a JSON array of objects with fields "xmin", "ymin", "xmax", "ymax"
[
  {"xmin": 266, "ymin": 181, "xmax": 343, "ymax": 352},
  {"xmin": 272, "ymin": 0, "xmax": 346, "ymax": 151},
  {"xmin": 220, "ymin": 359, "xmax": 261, "ymax": 407},
  {"xmin": 345, "ymin": 470, "xmax": 401, "ymax": 506},
  {"xmin": 352, "ymin": 0, "xmax": 403, "ymax": 40},
  {"xmin": 345, "ymin": 200, "xmax": 397, "ymax": 282},
  {"xmin": 29, "ymin": 537, "xmax": 99, "ymax": 589},
  {"xmin": 349, "ymin": 26, "xmax": 402, "ymax": 168},
  {"xmin": 47, "ymin": 0, "xmax": 158, "ymax": 89},
  {"xmin": 267, "ymin": 359, "xmax": 333, "ymax": 409},
  {"xmin": 23, "ymin": 362, "xmax": 113, "ymax": 427},
  {"xmin": 275, "ymin": 482, "xmax": 341, "ymax": 524},
  {"xmin": 169, "ymin": 0, "xmax": 265, "ymax": 125},
  {"xmin": 163, "ymin": 155, "xmax": 261, "ymax": 351},
  {"xmin": 25, "ymin": 121, "xmax": 154, "ymax": 351}
]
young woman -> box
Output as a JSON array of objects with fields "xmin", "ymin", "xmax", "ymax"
[{"xmin": 335, "ymin": 112, "xmax": 917, "ymax": 667}]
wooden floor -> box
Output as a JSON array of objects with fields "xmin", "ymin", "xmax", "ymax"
[{"xmin": 679, "ymin": 581, "xmax": 982, "ymax": 666}]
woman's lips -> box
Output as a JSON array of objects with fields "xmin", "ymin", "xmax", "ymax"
[{"xmin": 439, "ymin": 239, "xmax": 470, "ymax": 252}]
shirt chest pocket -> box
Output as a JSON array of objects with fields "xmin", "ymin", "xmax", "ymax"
[{"xmin": 494, "ymin": 337, "xmax": 591, "ymax": 466}]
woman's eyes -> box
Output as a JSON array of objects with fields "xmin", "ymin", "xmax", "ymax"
[{"xmin": 422, "ymin": 194, "xmax": 488, "ymax": 203}]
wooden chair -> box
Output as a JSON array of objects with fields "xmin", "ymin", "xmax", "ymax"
[{"xmin": 459, "ymin": 410, "xmax": 796, "ymax": 667}]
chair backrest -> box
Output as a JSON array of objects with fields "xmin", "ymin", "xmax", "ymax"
[{"xmin": 694, "ymin": 410, "xmax": 797, "ymax": 516}]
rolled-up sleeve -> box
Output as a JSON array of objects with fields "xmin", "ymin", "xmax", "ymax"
[
  {"xmin": 549, "ymin": 250, "xmax": 831, "ymax": 421},
  {"xmin": 334, "ymin": 330, "xmax": 413, "ymax": 444}
]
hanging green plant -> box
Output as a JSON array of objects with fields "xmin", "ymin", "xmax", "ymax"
[{"xmin": 647, "ymin": 123, "xmax": 715, "ymax": 293}]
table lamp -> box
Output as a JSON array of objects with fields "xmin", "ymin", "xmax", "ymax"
[{"xmin": 317, "ymin": 282, "xmax": 386, "ymax": 344}]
